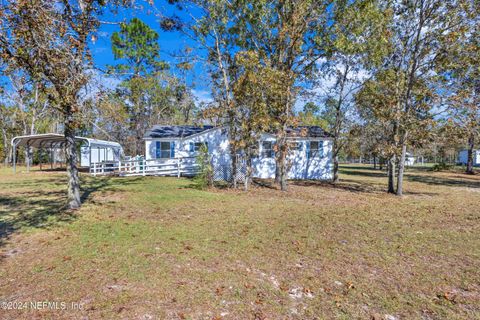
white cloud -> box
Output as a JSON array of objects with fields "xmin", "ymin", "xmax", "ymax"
[
  {"xmin": 192, "ymin": 89, "xmax": 213, "ymax": 105},
  {"xmin": 297, "ymin": 58, "xmax": 371, "ymax": 113},
  {"xmin": 80, "ymin": 69, "xmax": 122, "ymax": 101}
]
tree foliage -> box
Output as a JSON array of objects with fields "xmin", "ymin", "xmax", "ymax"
[
  {"xmin": 0, "ymin": 0, "xmax": 133, "ymax": 209},
  {"xmin": 231, "ymin": 51, "xmax": 289, "ymax": 190},
  {"xmin": 111, "ymin": 17, "xmax": 167, "ymax": 76},
  {"xmin": 437, "ymin": 1, "xmax": 479, "ymax": 174}
]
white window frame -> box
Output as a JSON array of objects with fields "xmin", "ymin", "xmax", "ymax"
[
  {"xmin": 308, "ymin": 140, "xmax": 324, "ymax": 158},
  {"xmin": 291, "ymin": 141, "xmax": 302, "ymax": 152},
  {"xmin": 261, "ymin": 141, "xmax": 275, "ymax": 158},
  {"xmin": 156, "ymin": 141, "xmax": 174, "ymax": 159},
  {"xmin": 189, "ymin": 141, "xmax": 208, "ymax": 154}
]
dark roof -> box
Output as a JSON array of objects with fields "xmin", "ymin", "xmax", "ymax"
[
  {"xmin": 286, "ymin": 126, "xmax": 333, "ymax": 138},
  {"xmin": 144, "ymin": 125, "xmax": 332, "ymax": 139},
  {"xmin": 144, "ymin": 125, "xmax": 215, "ymax": 139}
]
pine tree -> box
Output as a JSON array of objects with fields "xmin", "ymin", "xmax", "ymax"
[{"xmin": 110, "ymin": 18, "xmax": 171, "ymax": 155}]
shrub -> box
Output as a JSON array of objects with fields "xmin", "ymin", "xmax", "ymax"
[
  {"xmin": 431, "ymin": 162, "xmax": 453, "ymax": 172},
  {"xmin": 193, "ymin": 144, "xmax": 213, "ymax": 189}
]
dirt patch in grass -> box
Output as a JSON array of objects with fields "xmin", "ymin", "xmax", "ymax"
[{"xmin": 0, "ymin": 165, "xmax": 479, "ymax": 319}]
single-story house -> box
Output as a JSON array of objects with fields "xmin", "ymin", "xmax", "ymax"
[
  {"xmin": 405, "ymin": 152, "xmax": 416, "ymax": 166},
  {"xmin": 144, "ymin": 125, "xmax": 333, "ymax": 180},
  {"xmin": 458, "ymin": 149, "xmax": 480, "ymax": 166}
]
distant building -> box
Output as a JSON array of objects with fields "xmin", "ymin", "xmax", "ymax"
[
  {"xmin": 405, "ymin": 152, "xmax": 416, "ymax": 166},
  {"xmin": 458, "ymin": 149, "xmax": 480, "ymax": 166}
]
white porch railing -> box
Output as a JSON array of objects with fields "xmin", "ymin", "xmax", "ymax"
[{"xmin": 89, "ymin": 157, "xmax": 200, "ymax": 177}]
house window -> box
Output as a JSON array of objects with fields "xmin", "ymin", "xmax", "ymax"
[
  {"xmin": 308, "ymin": 141, "xmax": 324, "ymax": 158},
  {"xmin": 156, "ymin": 141, "xmax": 175, "ymax": 159},
  {"xmin": 261, "ymin": 141, "xmax": 275, "ymax": 158},
  {"xmin": 291, "ymin": 142, "xmax": 302, "ymax": 151},
  {"xmin": 189, "ymin": 142, "xmax": 208, "ymax": 153}
]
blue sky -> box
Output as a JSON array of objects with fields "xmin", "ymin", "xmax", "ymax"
[
  {"xmin": 92, "ymin": 1, "xmax": 312, "ymax": 110},
  {"xmin": 93, "ymin": 1, "xmax": 213, "ymax": 103}
]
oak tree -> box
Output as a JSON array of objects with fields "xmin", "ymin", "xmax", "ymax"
[{"xmin": 0, "ymin": 0, "xmax": 132, "ymax": 209}]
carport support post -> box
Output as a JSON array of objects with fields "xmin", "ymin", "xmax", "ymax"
[
  {"xmin": 13, "ymin": 142, "xmax": 16, "ymax": 174},
  {"xmin": 39, "ymin": 142, "xmax": 44, "ymax": 171},
  {"xmin": 54, "ymin": 147, "xmax": 57, "ymax": 168}
]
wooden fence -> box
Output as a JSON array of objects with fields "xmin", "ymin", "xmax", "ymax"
[{"xmin": 90, "ymin": 157, "xmax": 199, "ymax": 177}]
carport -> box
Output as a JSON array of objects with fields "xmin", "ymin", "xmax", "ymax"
[{"xmin": 11, "ymin": 133, "xmax": 123, "ymax": 173}]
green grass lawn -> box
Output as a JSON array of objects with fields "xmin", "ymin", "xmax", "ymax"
[{"xmin": 0, "ymin": 165, "xmax": 479, "ymax": 319}]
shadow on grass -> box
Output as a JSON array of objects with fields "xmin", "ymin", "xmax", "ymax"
[
  {"xmin": 81, "ymin": 176, "xmax": 145, "ymax": 204},
  {"xmin": 183, "ymin": 177, "xmax": 207, "ymax": 190},
  {"xmin": 0, "ymin": 190, "xmax": 70, "ymax": 251},
  {"xmin": 405, "ymin": 173, "xmax": 480, "ymax": 189},
  {"xmin": 339, "ymin": 165, "xmax": 380, "ymax": 170},
  {"xmin": 339, "ymin": 169, "xmax": 387, "ymax": 178},
  {"xmin": 182, "ymin": 176, "xmax": 234, "ymax": 190},
  {"xmin": 255, "ymin": 177, "xmax": 384, "ymax": 194},
  {"xmin": 340, "ymin": 164, "xmax": 434, "ymax": 174},
  {"xmin": 291, "ymin": 178, "xmax": 439, "ymax": 196},
  {"xmin": 252, "ymin": 179, "xmax": 278, "ymax": 190},
  {"xmin": 0, "ymin": 175, "xmax": 144, "ymax": 251},
  {"xmin": 291, "ymin": 179, "xmax": 380, "ymax": 193},
  {"xmin": 0, "ymin": 178, "xmax": 69, "ymax": 189}
]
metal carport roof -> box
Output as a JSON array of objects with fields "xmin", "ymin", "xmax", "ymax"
[
  {"xmin": 11, "ymin": 133, "xmax": 122, "ymax": 149},
  {"xmin": 10, "ymin": 133, "xmax": 123, "ymax": 173}
]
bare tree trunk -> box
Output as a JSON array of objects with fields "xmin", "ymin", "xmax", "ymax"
[
  {"xmin": 396, "ymin": 139, "xmax": 408, "ymax": 196},
  {"xmin": 64, "ymin": 110, "xmax": 81, "ymax": 210},
  {"xmin": 135, "ymin": 120, "xmax": 144, "ymax": 156},
  {"xmin": 388, "ymin": 155, "xmax": 396, "ymax": 194},
  {"xmin": 332, "ymin": 112, "xmax": 341, "ymax": 183},
  {"xmin": 22, "ymin": 120, "xmax": 29, "ymax": 166},
  {"xmin": 275, "ymin": 159, "xmax": 281, "ymax": 184},
  {"xmin": 279, "ymin": 123, "xmax": 288, "ymax": 191},
  {"xmin": 212, "ymin": 30, "xmax": 240, "ymax": 189},
  {"xmin": 333, "ymin": 153, "xmax": 339, "ymax": 183},
  {"xmin": 466, "ymin": 133, "xmax": 475, "ymax": 174},
  {"xmin": 394, "ymin": 1, "xmax": 424, "ymax": 195},
  {"xmin": 274, "ymin": 125, "xmax": 287, "ymax": 188},
  {"xmin": 277, "ymin": 81, "xmax": 294, "ymax": 191},
  {"xmin": 8, "ymin": 146, "xmax": 14, "ymax": 167},
  {"xmin": 274, "ymin": 132, "xmax": 288, "ymax": 190},
  {"xmin": 332, "ymin": 63, "xmax": 349, "ymax": 184},
  {"xmin": 2, "ymin": 127, "xmax": 9, "ymax": 166},
  {"xmin": 26, "ymin": 111, "xmax": 36, "ymax": 169},
  {"xmin": 244, "ymin": 153, "xmax": 252, "ymax": 191},
  {"xmin": 231, "ymin": 142, "xmax": 238, "ymax": 188},
  {"xmin": 136, "ymin": 134, "xmax": 143, "ymax": 156},
  {"xmin": 373, "ymin": 155, "xmax": 377, "ymax": 170},
  {"xmin": 280, "ymin": 156, "xmax": 287, "ymax": 191}
]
